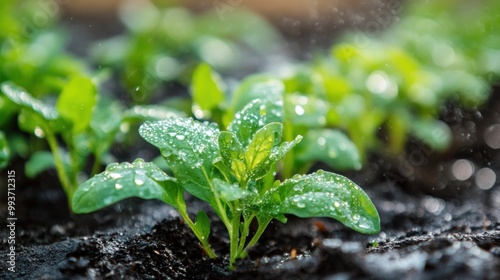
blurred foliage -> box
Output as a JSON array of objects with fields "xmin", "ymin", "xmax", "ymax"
[
  {"xmin": 278, "ymin": 0, "xmax": 500, "ymax": 159},
  {"xmin": 91, "ymin": 1, "xmax": 283, "ymax": 102}
]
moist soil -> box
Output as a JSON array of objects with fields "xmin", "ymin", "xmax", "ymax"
[{"xmin": 2, "ymin": 13, "xmax": 500, "ymax": 280}]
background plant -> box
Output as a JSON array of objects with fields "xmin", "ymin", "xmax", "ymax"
[
  {"xmin": 1, "ymin": 81, "xmax": 183, "ymax": 206},
  {"xmin": 72, "ymin": 93, "xmax": 380, "ymax": 269},
  {"xmin": 91, "ymin": 1, "xmax": 283, "ymax": 102},
  {"xmin": 278, "ymin": 0, "xmax": 500, "ymax": 159}
]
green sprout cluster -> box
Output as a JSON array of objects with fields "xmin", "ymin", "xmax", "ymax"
[{"xmin": 72, "ymin": 87, "xmax": 380, "ymax": 269}]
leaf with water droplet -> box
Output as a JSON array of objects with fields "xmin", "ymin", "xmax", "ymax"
[
  {"xmin": 1, "ymin": 82, "xmax": 66, "ymax": 132},
  {"xmin": 228, "ymin": 98, "xmax": 283, "ymax": 147},
  {"xmin": 259, "ymin": 170, "xmax": 380, "ymax": 234},
  {"xmin": 1, "ymin": 82, "xmax": 59, "ymax": 121},
  {"xmin": 139, "ymin": 118, "xmax": 221, "ymax": 204},
  {"xmin": 225, "ymin": 75, "xmax": 284, "ymax": 124},
  {"xmin": 213, "ymin": 178, "xmax": 249, "ymax": 202},
  {"xmin": 244, "ymin": 122, "xmax": 282, "ymax": 179},
  {"xmin": 218, "ymin": 131, "xmax": 245, "ymax": 180},
  {"xmin": 122, "ymin": 105, "xmax": 185, "ymax": 123},
  {"xmin": 295, "ymin": 129, "xmax": 361, "ymax": 171},
  {"xmin": 72, "ymin": 159, "xmax": 183, "ymax": 213},
  {"xmin": 285, "ymin": 94, "xmax": 329, "ymax": 127},
  {"xmin": 56, "ymin": 75, "xmax": 97, "ymax": 133},
  {"xmin": 194, "ymin": 210, "xmax": 211, "ymax": 241}
]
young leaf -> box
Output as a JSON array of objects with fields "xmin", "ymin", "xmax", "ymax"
[
  {"xmin": 139, "ymin": 118, "xmax": 221, "ymax": 204},
  {"xmin": 122, "ymin": 105, "xmax": 185, "ymax": 123},
  {"xmin": 25, "ymin": 151, "xmax": 55, "ymax": 178},
  {"xmin": 191, "ymin": 63, "xmax": 225, "ymax": 111},
  {"xmin": 0, "ymin": 132, "xmax": 9, "ymax": 169},
  {"xmin": 228, "ymin": 99, "xmax": 284, "ymax": 147},
  {"xmin": 213, "ymin": 178, "xmax": 249, "ymax": 202},
  {"xmin": 56, "ymin": 76, "xmax": 97, "ymax": 133},
  {"xmin": 218, "ymin": 131, "xmax": 246, "ymax": 181},
  {"xmin": 244, "ymin": 123, "xmax": 282, "ymax": 179},
  {"xmin": 295, "ymin": 129, "xmax": 362, "ymax": 171},
  {"xmin": 410, "ymin": 119, "xmax": 452, "ymax": 151},
  {"xmin": 260, "ymin": 170, "xmax": 380, "ymax": 234},
  {"xmin": 72, "ymin": 159, "xmax": 182, "ymax": 213},
  {"xmin": 229, "ymin": 75, "xmax": 284, "ymax": 115},
  {"xmin": 195, "ymin": 210, "xmax": 211, "ymax": 241},
  {"xmin": 1, "ymin": 82, "xmax": 59, "ymax": 121},
  {"xmin": 285, "ymin": 94, "xmax": 329, "ymax": 127}
]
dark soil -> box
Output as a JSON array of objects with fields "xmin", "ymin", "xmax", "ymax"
[{"xmin": 2, "ymin": 10, "xmax": 500, "ymax": 280}]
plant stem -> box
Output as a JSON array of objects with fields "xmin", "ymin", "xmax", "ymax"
[
  {"xmin": 90, "ymin": 150, "xmax": 102, "ymax": 177},
  {"xmin": 236, "ymin": 214, "xmax": 254, "ymax": 257},
  {"xmin": 239, "ymin": 217, "xmax": 271, "ymax": 259},
  {"xmin": 229, "ymin": 202, "xmax": 241, "ymax": 270},
  {"xmin": 44, "ymin": 127, "xmax": 74, "ymax": 206}
]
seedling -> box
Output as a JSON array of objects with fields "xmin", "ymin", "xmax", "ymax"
[
  {"xmin": 191, "ymin": 64, "xmax": 362, "ymax": 179},
  {"xmin": 72, "ymin": 94, "xmax": 380, "ymax": 269},
  {"xmin": 0, "ymin": 81, "xmax": 183, "ymax": 206}
]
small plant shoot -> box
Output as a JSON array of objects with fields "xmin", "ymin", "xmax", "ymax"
[{"xmin": 73, "ymin": 93, "xmax": 380, "ymax": 269}]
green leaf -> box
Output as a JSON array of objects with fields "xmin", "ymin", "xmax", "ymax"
[
  {"xmin": 224, "ymin": 75, "xmax": 284, "ymax": 126},
  {"xmin": 25, "ymin": 151, "xmax": 54, "ymax": 178},
  {"xmin": 244, "ymin": 123, "xmax": 282, "ymax": 179},
  {"xmin": 0, "ymin": 132, "xmax": 9, "ymax": 169},
  {"xmin": 213, "ymin": 178, "xmax": 249, "ymax": 202},
  {"xmin": 195, "ymin": 210, "xmax": 211, "ymax": 241},
  {"xmin": 218, "ymin": 131, "xmax": 245, "ymax": 181},
  {"xmin": 228, "ymin": 98, "xmax": 284, "ymax": 147},
  {"xmin": 1, "ymin": 82, "xmax": 59, "ymax": 121},
  {"xmin": 56, "ymin": 76, "xmax": 97, "ymax": 133},
  {"xmin": 230, "ymin": 75, "xmax": 284, "ymax": 113},
  {"xmin": 285, "ymin": 94, "xmax": 329, "ymax": 128},
  {"xmin": 260, "ymin": 170, "xmax": 380, "ymax": 234},
  {"xmin": 295, "ymin": 129, "xmax": 362, "ymax": 171},
  {"xmin": 411, "ymin": 119, "xmax": 452, "ymax": 151},
  {"xmin": 123, "ymin": 105, "xmax": 185, "ymax": 123},
  {"xmin": 139, "ymin": 118, "xmax": 221, "ymax": 203},
  {"xmin": 191, "ymin": 63, "xmax": 225, "ymax": 111},
  {"xmin": 72, "ymin": 159, "xmax": 182, "ymax": 213}
]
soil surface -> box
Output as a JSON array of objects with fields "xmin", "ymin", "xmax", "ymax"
[{"xmin": 2, "ymin": 11, "xmax": 500, "ymax": 280}]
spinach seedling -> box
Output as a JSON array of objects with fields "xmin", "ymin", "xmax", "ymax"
[
  {"xmin": 72, "ymin": 95, "xmax": 380, "ymax": 269},
  {"xmin": 0, "ymin": 81, "xmax": 183, "ymax": 207},
  {"xmin": 191, "ymin": 64, "xmax": 362, "ymax": 179}
]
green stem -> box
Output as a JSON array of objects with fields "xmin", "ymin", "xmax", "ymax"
[
  {"xmin": 237, "ymin": 214, "xmax": 255, "ymax": 257},
  {"xmin": 239, "ymin": 217, "xmax": 271, "ymax": 259},
  {"xmin": 91, "ymin": 150, "xmax": 102, "ymax": 177},
  {"xmin": 44, "ymin": 127, "xmax": 74, "ymax": 206},
  {"xmin": 229, "ymin": 202, "xmax": 241, "ymax": 270},
  {"xmin": 178, "ymin": 208, "xmax": 217, "ymax": 258}
]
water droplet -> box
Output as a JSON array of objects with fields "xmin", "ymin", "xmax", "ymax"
[
  {"xmin": 176, "ymin": 134, "xmax": 185, "ymax": 140},
  {"xmin": 109, "ymin": 172, "xmax": 123, "ymax": 179},
  {"xmin": 294, "ymin": 105, "xmax": 305, "ymax": 116},
  {"xmin": 115, "ymin": 183, "xmax": 123, "ymax": 190},
  {"xmin": 34, "ymin": 127, "xmax": 45, "ymax": 138}
]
